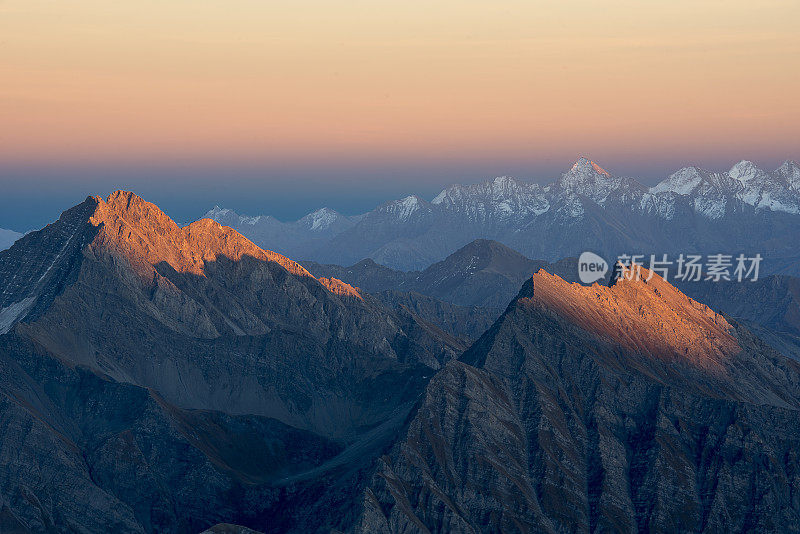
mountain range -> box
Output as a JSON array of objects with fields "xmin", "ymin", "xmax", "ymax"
[
  {"xmin": 307, "ymin": 238, "xmax": 800, "ymax": 364},
  {"xmin": 3, "ymin": 192, "xmax": 800, "ymax": 532},
  {"xmin": 304, "ymin": 239, "xmax": 579, "ymax": 308},
  {"xmin": 205, "ymin": 158, "xmax": 800, "ymax": 273}
]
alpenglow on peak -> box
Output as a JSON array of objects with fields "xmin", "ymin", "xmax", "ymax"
[{"xmin": 571, "ymin": 156, "xmax": 610, "ymax": 177}]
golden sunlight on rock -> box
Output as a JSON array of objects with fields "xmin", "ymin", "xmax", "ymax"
[
  {"xmin": 523, "ymin": 268, "xmax": 740, "ymax": 368},
  {"xmin": 89, "ymin": 190, "xmax": 313, "ymax": 279},
  {"xmin": 319, "ymin": 277, "xmax": 363, "ymax": 300}
]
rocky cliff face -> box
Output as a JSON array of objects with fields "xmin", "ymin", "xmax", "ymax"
[
  {"xmin": 0, "ymin": 191, "xmax": 463, "ymax": 532},
  {"xmin": 357, "ymin": 270, "xmax": 800, "ymax": 533}
]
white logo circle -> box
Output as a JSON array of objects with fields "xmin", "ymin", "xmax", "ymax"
[{"xmin": 578, "ymin": 252, "xmax": 608, "ymax": 284}]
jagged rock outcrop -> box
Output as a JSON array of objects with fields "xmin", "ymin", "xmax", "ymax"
[{"xmin": 357, "ymin": 269, "xmax": 800, "ymax": 533}]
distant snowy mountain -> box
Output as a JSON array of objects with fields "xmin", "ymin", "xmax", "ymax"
[
  {"xmin": 0, "ymin": 228, "xmax": 22, "ymax": 251},
  {"xmin": 204, "ymin": 157, "xmax": 800, "ymax": 272},
  {"xmin": 650, "ymin": 160, "xmax": 800, "ymax": 218},
  {"xmin": 201, "ymin": 205, "xmax": 360, "ymax": 260},
  {"xmin": 432, "ymin": 176, "xmax": 549, "ymax": 223}
]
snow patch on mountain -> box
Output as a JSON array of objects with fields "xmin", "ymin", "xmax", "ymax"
[
  {"xmin": 556, "ymin": 157, "xmax": 624, "ymax": 204},
  {"xmin": 398, "ymin": 196, "xmax": 422, "ymax": 220},
  {"xmin": 432, "ymin": 175, "xmax": 549, "ymax": 221},
  {"xmin": 0, "ymin": 296, "xmax": 34, "ymax": 334},
  {"xmin": 776, "ymin": 160, "xmax": 800, "ymax": 191},
  {"xmin": 298, "ymin": 208, "xmax": 345, "ymax": 231},
  {"xmin": 651, "ymin": 167, "xmax": 705, "ymax": 195}
]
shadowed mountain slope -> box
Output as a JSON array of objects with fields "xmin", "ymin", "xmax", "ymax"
[
  {"xmin": 676, "ymin": 275, "xmax": 800, "ymax": 362},
  {"xmin": 304, "ymin": 239, "xmax": 578, "ymax": 309}
]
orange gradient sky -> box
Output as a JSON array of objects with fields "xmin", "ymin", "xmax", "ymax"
[{"xmin": 2, "ymin": 0, "xmax": 799, "ymax": 168}]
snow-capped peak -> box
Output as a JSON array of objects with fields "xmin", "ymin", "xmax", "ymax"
[
  {"xmin": 239, "ymin": 215, "xmax": 263, "ymax": 225},
  {"xmin": 560, "ymin": 158, "xmax": 614, "ymax": 189},
  {"xmin": 299, "ymin": 207, "xmax": 342, "ymax": 231},
  {"xmin": 379, "ymin": 195, "xmax": 425, "ymax": 221},
  {"xmin": 429, "ymin": 178, "xmax": 526, "ymax": 207},
  {"xmin": 557, "ymin": 157, "xmax": 624, "ymax": 204},
  {"xmin": 728, "ymin": 160, "xmax": 765, "ymax": 183},
  {"xmin": 430, "ymin": 176, "xmax": 549, "ymax": 220},
  {"xmin": 570, "ymin": 156, "xmax": 610, "ymax": 177},
  {"xmin": 776, "ymin": 160, "xmax": 800, "ymax": 191},
  {"xmin": 204, "ymin": 206, "xmax": 279, "ymax": 228},
  {"xmin": 398, "ymin": 195, "xmax": 421, "ymax": 213},
  {"xmin": 650, "ymin": 166, "xmax": 706, "ymax": 195},
  {"xmin": 204, "ymin": 205, "xmax": 231, "ymax": 219}
]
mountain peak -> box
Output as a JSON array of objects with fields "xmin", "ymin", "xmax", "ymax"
[
  {"xmin": 430, "ymin": 176, "xmax": 549, "ymax": 222},
  {"xmin": 777, "ymin": 160, "xmax": 800, "ymax": 190},
  {"xmin": 728, "ymin": 159, "xmax": 764, "ymax": 182},
  {"xmin": 570, "ymin": 156, "xmax": 610, "ymax": 177},
  {"xmin": 519, "ymin": 268, "xmax": 739, "ymax": 367},
  {"xmin": 379, "ymin": 194, "xmax": 426, "ymax": 221},
  {"xmin": 89, "ymin": 191, "xmax": 314, "ymax": 280},
  {"xmin": 650, "ymin": 166, "xmax": 708, "ymax": 195},
  {"xmin": 556, "ymin": 157, "xmax": 623, "ymax": 203},
  {"xmin": 492, "ymin": 175, "xmax": 516, "ymax": 186},
  {"xmin": 298, "ymin": 207, "xmax": 345, "ymax": 231},
  {"xmin": 205, "ymin": 205, "xmax": 228, "ymax": 217},
  {"xmin": 456, "ymin": 238, "xmax": 527, "ymax": 259}
]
